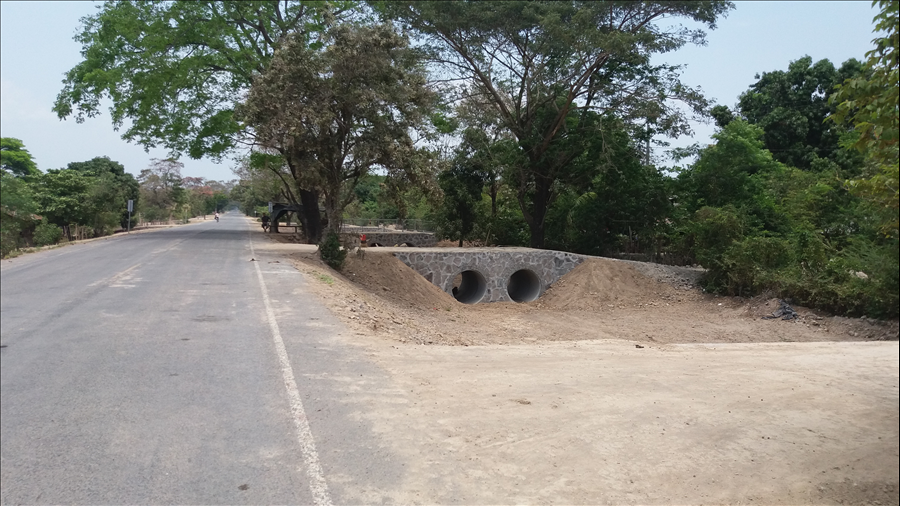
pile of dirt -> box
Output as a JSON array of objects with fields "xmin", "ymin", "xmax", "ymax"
[
  {"xmin": 341, "ymin": 252, "xmax": 457, "ymax": 310},
  {"xmin": 537, "ymin": 257, "xmax": 683, "ymax": 310},
  {"xmin": 282, "ymin": 240, "xmax": 897, "ymax": 346}
]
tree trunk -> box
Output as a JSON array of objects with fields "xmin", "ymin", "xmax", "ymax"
[
  {"xmin": 323, "ymin": 189, "xmax": 342, "ymax": 236},
  {"xmin": 523, "ymin": 175, "xmax": 552, "ymax": 249},
  {"xmin": 298, "ymin": 188, "xmax": 322, "ymax": 244}
]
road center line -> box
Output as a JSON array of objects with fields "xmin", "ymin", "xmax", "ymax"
[{"xmin": 248, "ymin": 228, "xmax": 333, "ymax": 506}]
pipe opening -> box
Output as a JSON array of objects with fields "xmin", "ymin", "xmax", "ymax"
[
  {"xmin": 451, "ymin": 270, "xmax": 487, "ymax": 304},
  {"xmin": 507, "ymin": 269, "xmax": 541, "ymax": 302}
]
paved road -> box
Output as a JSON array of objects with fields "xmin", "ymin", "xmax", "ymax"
[{"xmin": 1, "ymin": 213, "xmax": 402, "ymax": 504}]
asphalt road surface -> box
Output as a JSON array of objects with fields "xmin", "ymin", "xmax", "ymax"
[{"xmin": 1, "ymin": 213, "xmax": 400, "ymax": 504}]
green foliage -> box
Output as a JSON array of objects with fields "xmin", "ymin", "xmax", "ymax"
[
  {"xmin": 33, "ymin": 222, "xmax": 63, "ymax": 247},
  {"xmin": 138, "ymin": 158, "xmax": 185, "ymax": 222},
  {"xmin": 738, "ymin": 56, "xmax": 864, "ymax": 170},
  {"xmin": 674, "ymin": 115, "xmax": 897, "ymax": 317},
  {"xmin": 68, "ymin": 157, "xmax": 139, "ymax": 229},
  {"xmin": 542, "ymin": 117, "xmax": 672, "ymax": 257},
  {"xmin": 239, "ymin": 23, "xmax": 436, "ymax": 234},
  {"xmin": 0, "ymin": 170, "xmax": 37, "ymax": 257},
  {"xmin": 34, "ymin": 169, "xmax": 95, "ymax": 229},
  {"xmin": 376, "ymin": 0, "xmax": 733, "ymax": 247},
  {"xmin": 54, "ymin": 1, "xmax": 342, "ymax": 160},
  {"xmin": 1, "ymin": 138, "xmax": 40, "ymax": 178},
  {"xmin": 830, "ymin": 0, "xmax": 899, "ymax": 238},
  {"xmin": 318, "ymin": 230, "xmax": 347, "ymax": 271},
  {"xmin": 437, "ymin": 147, "xmax": 490, "ymax": 246}
]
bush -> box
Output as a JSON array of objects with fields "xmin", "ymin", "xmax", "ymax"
[
  {"xmin": 33, "ymin": 222, "xmax": 63, "ymax": 247},
  {"xmin": 319, "ymin": 230, "xmax": 347, "ymax": 271},
  {"xmin": 1, "ymin": 220, "xmax": 24, "ymax": 257}
]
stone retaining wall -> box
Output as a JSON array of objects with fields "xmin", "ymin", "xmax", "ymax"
[{"xmin": 393, "ymin": 248, "xmax": 584, "ymax": 303}]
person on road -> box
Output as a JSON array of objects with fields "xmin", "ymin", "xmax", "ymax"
[
  {"xmin": 215, "ymin": 211, "xmax": 220, "ymax": 222},
  {"xmin": 261, "ymin": 214, "xmax": 270, "ymax": 232}
]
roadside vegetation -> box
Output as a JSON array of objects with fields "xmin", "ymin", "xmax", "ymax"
[
  {"xmin": 1, "ymin": 139, "xmax": 232, "ymax": 257},
  {"xmin": 21, "ymin": 0, "xmax": 894, "ymax": 318}
]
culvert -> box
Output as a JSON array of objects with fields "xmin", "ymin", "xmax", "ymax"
[
  {"xmin": 507, "ymin": 269, "xmax": 541, "ymax": 302},
  {"xmin": 451, "ymin": 270, "xmax": 487, "ymax": 304}
]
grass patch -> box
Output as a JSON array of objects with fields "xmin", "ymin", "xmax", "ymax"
[{"xmin": 316, "ymin": 273, "xmax": 335, "ymax": 285}]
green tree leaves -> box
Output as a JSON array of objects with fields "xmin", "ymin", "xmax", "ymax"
[
  {"xmin": 239, "ymin": 23, "xmax": 436, "ymax": 234},
  {"xmin": 1, "ymin": 138, "xmax": 40, "ymax": 178},
  {"xmin": 830, "ymin": 0, "xmax": 899, "ymax": 238},
  {"xmin": 54, "ymin": 1, "xmax": 338, "ymax": 160},
  {"xmin": 376, "ymin": 0, "xmax": 734, "ymax": 247}
]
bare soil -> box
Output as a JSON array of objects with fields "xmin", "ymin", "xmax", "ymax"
[{"xmin": 259, "ymin": 228, "xmax": 899, "ymax": 505}]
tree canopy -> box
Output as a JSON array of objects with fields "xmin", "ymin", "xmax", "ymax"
[
  {"xmin": 238, "ymin": 23, "xmax": 435, "ymax": 232},
  {"xmin": 830, "ymin": 0, "xmax": 899, "ymax": 237},
  {"xmin": 1, "ymin": 137, "xmax": 40, "ymax": 178},
  {"xmin": 737, "ymin": 56, "xmax": 863, "ymax": 170},
  {"xmin": 53, "ymin": 0, "xmax": 344, "ymax": 160},
  {"xmin": 375, "ymin": 0, "xmax": 733, "ymax": 247}
]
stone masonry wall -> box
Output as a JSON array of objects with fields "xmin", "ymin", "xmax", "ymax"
[{"xmin": 393, "ymin": 248, "xmax": 584, "ymax": 303}]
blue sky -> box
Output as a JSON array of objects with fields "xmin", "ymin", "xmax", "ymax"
[{"xmin": 0, "ymin": 1, "xmax": 881, "ymax": 181}]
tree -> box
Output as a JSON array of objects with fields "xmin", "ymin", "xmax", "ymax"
[
  {"xmin": 238, "ymin": 23, "xmax": 436, "ymax": 234},
  {"xmin": 438, "ymin": 154, "xmax": 489, "ymax": 247},
  {"xmin": 33, "ymin": 169, "xmax": 97, "ymax": 231},
  {"xmin": 66, "ymin": 157, "xmax": 140, "ymax": 228},
  {"xmin": 0, "ymin": 171, "xmax": 37, "ymax": 256},
  {"xmin": 138, "ymin": 159, "xmax": 185, "ymax": 221},
  {"xmin": 1, "ymin": 138, "xmax": 40, "ymax": 178},
  {"xmin": 375, "ymin": 1, "xmax": 733, "ymax": 248},
  {"xmin": 545, "ymin": 117, "xmax": 671, "ymax": 257},
  {"xmin": 830, "ymin": 0, "xmax": 899, "ymax": 238},
  {"xmin": 54, "ymin": 1, "xmax": 351, "ymax": 239},
  {"xmin": 232, "ymin": 153, "xmax": 291, "ymax": 215},
  {"xmin": 737, "ymin": 56, "xmax": 863, "ymax": 170}
]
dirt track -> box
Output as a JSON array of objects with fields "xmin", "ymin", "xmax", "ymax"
[{"xmin": 257, "ymin": 230, "xmax": 899, "ymax": 505}]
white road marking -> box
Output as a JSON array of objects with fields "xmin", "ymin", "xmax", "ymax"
[
  {"xmin": 88, "ymin": 263, "xmax": 142, "ymax": 287},
  {"xmin": 249, "ymin": 230, "xmax": 333, "ymax": 506}
]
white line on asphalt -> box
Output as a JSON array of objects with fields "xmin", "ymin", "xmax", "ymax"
[
  {"xmin": 249, "ymin": 231, "xmax": 333, "ymax": 506},
  {"xmin": 87, "ymin": 263, "xmax": 142, "ymax": 287}
]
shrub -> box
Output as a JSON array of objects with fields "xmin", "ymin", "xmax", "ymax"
[
  {"xmin": 1, "ymin": 220, "xmax": 24, "ymax": 257},
  {"xmin": 319, "ymin": 230, "xmax": 347, "ymax": 271},
  {"xmin": 33, "ymin": 222, "xmax": 63, "ymax": 247}
]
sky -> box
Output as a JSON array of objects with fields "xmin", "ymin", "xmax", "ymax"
[{"xmin": 0, "ymin": 1, "xmax": 881, "ymax": 181}]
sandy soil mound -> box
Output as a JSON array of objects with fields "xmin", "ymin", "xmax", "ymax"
[
  {"xmin": 281, "ymin": 238, "xmax": 898, "ymax": 346},
  {"xmin": 538, "ymin": 257, "xmax": 679, "ymax": 310},
  {"xmin": 341, "ymin": 252, "xmax": 458, "ymax": 309}
]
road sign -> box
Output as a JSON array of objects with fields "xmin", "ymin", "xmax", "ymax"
[{"xmin": 127, "ymin": 199, "xmax": 134, "ymax": 233}]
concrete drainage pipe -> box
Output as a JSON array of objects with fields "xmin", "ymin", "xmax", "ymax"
[
  {"xmin": 507, "ymin": 269, "xmax": 541, "ymax": 302},
  {"xmin": 451, "ymin": 270, "xmax": 488, "ymax": 304}
]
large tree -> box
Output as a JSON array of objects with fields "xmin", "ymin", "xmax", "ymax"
[
  {"xmin": 375, "ymin": 1, "xmax": 733, "ymax": 248},
  {"xmin": 53, "ymin": 0, "xmax": 350, "ymax": 239},
  {"xmin": 67, "ymin": 157, "xmax": 140, "ymax": 228},
  {"xmin": 830, "ymin": 0, "xmax": 899, "ymax": 238},
  {"xmin": 238, "ymin": 23, "xmax": 435, "ymax": 233},
  {"xmin": 736, "ymin": 56, "xmax": 863, "ymax": 170}
]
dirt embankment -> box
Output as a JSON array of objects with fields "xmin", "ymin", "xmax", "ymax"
[
  {"xmin": 257, "ymin": 229, "xmax": 898, "ymax": 506},
  {"xmin": 285, "ymin": 248, "xmax": 898, "ymax": 347}
]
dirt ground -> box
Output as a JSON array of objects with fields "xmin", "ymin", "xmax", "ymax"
[{"xmin": 258, "ymin": 228, "xmax": 899, "ymax": 505}]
